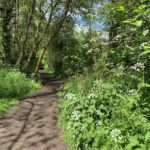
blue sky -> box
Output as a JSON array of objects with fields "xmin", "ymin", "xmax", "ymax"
[{"xmin": 75, "ymin": 15, "xmax": 105, "ymax": 32}]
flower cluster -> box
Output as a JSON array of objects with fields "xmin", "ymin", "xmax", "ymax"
[
  {"xmin": 128, "ymin": 89, "xmax": 137, "ymax": 95},
  {"xmin": 90, "ymin": 38, "xmax": 97, "ymax": 43},
  {"xmin": 139, "ymin": 42, "xmax": 150, "ymax": 50},
  {"xmin": 65, "ymin": 93, "xmax": 76, "ymax": 101},
  {"xmin": 111, "ymin": 129, "xmax": 122, "ymax": 141},
  {"xmin": 71, "ymin": 110, "xmax": 81, "ymax": 120},
  {"xmin": 130, "ymin": 75, "xmax": 137, "ymax": 79},
  {"xmin": 88, "ymin": 93, "xmax": 97, "ymax": 99},
  {"xmin": 94, "ymin": 79, "xmax": 102, "ymax": 86},
  {"xmin": 86, "ymin": 48, "xmax": 100, "ymax": 55},
  {"xmin": 86, "ymin": 49, "xmax": 94, "ymax": 55},
  {"xmin": 96, "ymin": 121, "xmax": 103, "ymax": 127},
  {"xmin": 130, "ymin": 62, "xmax": 145, "ymax": 71},
  {"xmin": 114, "ymin": 35, "xmax": 122, "ymax": 41}
]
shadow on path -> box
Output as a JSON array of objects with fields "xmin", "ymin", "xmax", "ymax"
[{"xmin": 0, "ymin": 73, "xmax": 67, "ymax": 150}]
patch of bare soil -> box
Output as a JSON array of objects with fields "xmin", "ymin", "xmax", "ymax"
[{"xmin": 0, "ymin": 73, "xmax": 68, "ymax": 150}]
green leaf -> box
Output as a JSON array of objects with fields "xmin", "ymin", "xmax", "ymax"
[
  {"xmin": 145, "ymin": 132, "xmax": 150, "ymax": 142},
  {"xmin": 123, "ymin": 19, "xmax": 133, "ymax": 24},
  {"xmin": 117, "ymin": 6, "xmax": 125, "ymax": 12},
  {"xmin": 144, "ymin": 44, "xmax": 150, "ymax": 51},
  {"xmin": 131, "ymin": 20, "xmax": 143, "ymax": 27},
  {"xmin": 123, "ymin": 19, "xmax": 143, "ymax": 27},
  {"xmin": 139, "ymin": 50, "xmax": 150, "ymax": 56},
  {"xmin": 134, "ymin": 5, "xmax": 146, "ymax": 13},
  {"xmin": 126, "ymin": 136, "xmax": 139, "ymax": 150},
  {"xmin": 143, "ymin": 30, "xmax": 149, "ymax": 36}
]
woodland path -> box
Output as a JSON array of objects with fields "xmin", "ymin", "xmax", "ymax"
[{"xmin": 0, "ymin": 73, "xmax": 68, "ymax": 150}]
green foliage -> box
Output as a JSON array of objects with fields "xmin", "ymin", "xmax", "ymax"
[
  {"xmin": 58, "ymin": 1, "xmax": 150, "ymax": 149},
  {"xmin": 0, "ymin": 68, "xmax": 41, "ymax": 98},
  {"xmin": 0, "ymin": 68, "xmax": 41, "ymax": 116},
  {"xmin": 58, "ymin": 1, "xmax": 150, "ymax": 146},
  {"xmin": 59, "ymin": 65, "xmax": 150, "ymax": 149},
  {"xmin": 0, "ymin": 98, "xmax": 18, "ymax": 116}
]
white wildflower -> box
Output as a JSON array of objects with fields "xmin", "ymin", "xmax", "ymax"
[
  {"xmin": 95, "ymin": 79, "xmax": 102, "ymax": 85},
  {"xmin": 96, "ymin": 121, "xmax": 103, "ymax": 127},
  {"xmin": 88, "ymin": 93, "xmax": 97, "ymax": 99},
  {"xmin": 90, "ymin": 38, "xmax": 96, "ymax": 43},
  {"xmin": 86, "ymin": 49, "xmax": 93, "ymax": 55},
  {"xmin": 65, "ymin": 93, "xmax": 76, "ymax": 100},
  {"xmin": 114, "ymin": 35, "xmax": 122, "ymax": 41},
  {"xmin": 139, "ymin": 42, "xmax": 150, "ymax": 49},
  {"xmin": 111, "ymin": 129, "xmax": 122, "ymax": 141},
  {"xmin": 130, "ymin": 62, "xmax": 145, "ymax": 71},
  {"xmin": 129, "ymin": 89, "xmax": 137, "ymax": 95},
  {"xmin": 71, "ymin": 110, "xmax": 81, "ymax": 120},
  {"xmin": 130, "ymin": 75, "xmax": 137, "ymax": 79}
]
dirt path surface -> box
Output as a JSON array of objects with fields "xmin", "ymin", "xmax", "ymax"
[{"xmin": 0, "ymin": 73, "xmax": 68, "ymax": 150}]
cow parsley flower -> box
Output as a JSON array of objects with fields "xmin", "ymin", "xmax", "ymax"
[
  {"xmin": 96, "ymin": 121, "xmax": 103, "ymax": 127},
  {"xmin": 65, "ymin": 93, "xmax": 76, "ymax": 100},
  {"xmin": 94, "ymin": 79, "xmax": 102, "ymax": 86},
  {"xmin": 111, "ymin": 129, "xmax": 122, "ymax": 141},
  {"xmin": 88, "ymin": 93, "xmax": 97, "ymax": 99},
  {"xmin": 130, "ymin": 75, "xmax": 137, "ymax": 79},
  {"xmin": 129, "ymin": 89, "xmax": 137, "ymax": 95},
  {"xmin": 71, "ymin": 110, "xmax": 81, "ymax": 120},
  {"xmin": 130, "ymin": 62, "xmax": 145, "ymax": 71},
  {"xmin": 139, "ymin": 42, "xmax": 150, "ymax": 49},
  {"xmin": 86, "ymin": 49, "xmax": 93, "ymax": 55},
  {"xmin": 114, "ymin": 35, "xmax": 122, "ymax": 41}
]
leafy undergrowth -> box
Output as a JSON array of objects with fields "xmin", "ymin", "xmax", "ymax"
[
  {"xmin": 0, "ymin": 68, "xmax": 41, "ymax": 116},
  {"xmin": 0, "ymin": 98, "xmax": 18, "ymax": 116},
  {"xmin": 59, "ymin": 66, "xmax": 150, "ymax": 150}
]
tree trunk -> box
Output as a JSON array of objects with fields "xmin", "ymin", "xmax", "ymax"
[
  {"xmin": 32, "ymin": 47, "xmax": 46, "ymax": 77},
  {"xmin": 2, "ymin": 6, "xmax": 13, "ymax": 64},
  {"xmin": 16, "ymin": 0, "xmax": 36, "ymax": 69},
  {"xmin": 25, "ymin": 0, "xmax": 60, "ymax": 71},
  {"xmin": 32, "ymin": 0, "xmax": 72, "ymax": 77}
]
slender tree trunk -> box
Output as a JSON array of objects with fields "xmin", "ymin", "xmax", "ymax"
[
  {"xmin": 14, "ymin": 0, "xmax": 19, "ymax": 51},
  {"xmin": 16, "ymin": 0, "xmax": 36, "ymax": 68},
  {"xmin": 109, "ymin": 0, "xmax": 118, "ymax": 48},
  {"xmin": 32, "ymin": 0, "xmax": 72, "ymax": 77},
  {"xmin": 25, "ymin": 0, "xmax": 60, "ymax": 71},
  {"xmin": 32, "ymin": 47, "xmax": 46, "ymax": 77},
  {"xmin": 45, "ymin": 0, "xmax": 72, "ymax": 50},
  {"xmin": 12, "ymin": 0, "xmax": 20, "ymax": 64},
  {"xmin": 2, "ymin": 6, "xmax": 13, "ymax": 64}
]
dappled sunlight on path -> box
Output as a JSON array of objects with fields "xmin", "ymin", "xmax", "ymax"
[{"xmin": 0, "ymin": 73, "xmax": 68, "ymax": 150}]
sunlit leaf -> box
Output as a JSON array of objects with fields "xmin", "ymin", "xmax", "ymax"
[
  {"xmin": 139, "ymin": 50, "xmax": 150, "ymax": 56},
  {"xmin": 131, "ymin": 20, "xmax": 143, "ymax": 27},
  {"xmin": 145, "ymin": 132, "xmax": 150, "ymax": 142},
  {"xmin": 143, "ymin": 30, "xmax": 149, "ymax": 36}
]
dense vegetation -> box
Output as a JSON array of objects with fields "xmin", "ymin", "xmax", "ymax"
[
  {"xmin": 0, "ymin": 0, "xmax": 150, "ymax": 149},
  {"xmin": 58, "ymin": 0, "xmax": 150, "ymax": 149},
  {"xmin": 0, "ymin": 68, "xmax": 41, "ymax": 116}
]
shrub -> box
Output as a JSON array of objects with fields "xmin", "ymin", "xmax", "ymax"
[{"xmin": 0, "ymin": 68, "xmax": 41, "ymax": 98}]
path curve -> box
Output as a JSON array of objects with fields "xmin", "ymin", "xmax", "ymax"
[{"xmin": 0, "ymin": 73, "xmax": 68, "ymax": 150}]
